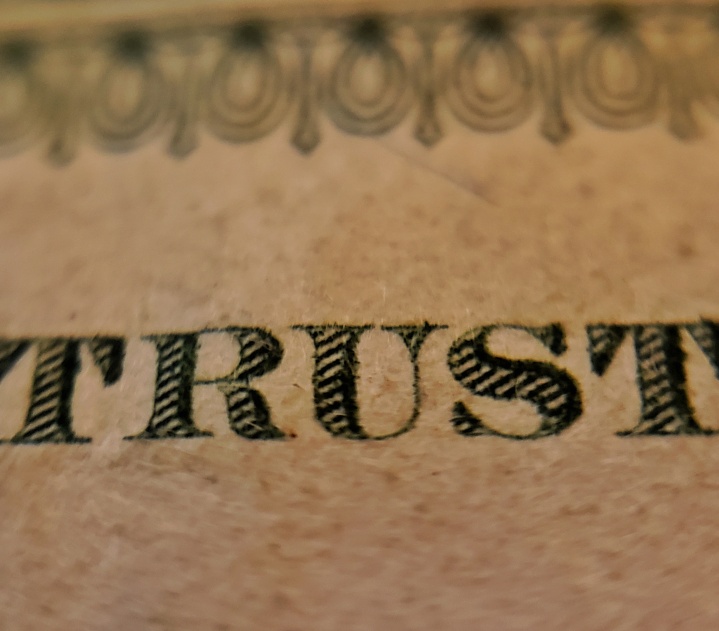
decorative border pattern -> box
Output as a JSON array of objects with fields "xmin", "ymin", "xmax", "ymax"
[{"xmin": 0, "ymin": 4, "xmax": 718, "ymax": 162}]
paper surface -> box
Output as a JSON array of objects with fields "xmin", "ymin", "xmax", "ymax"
[{"xmin": 1, "ymin": 1, "xmax": 719, "ymax": 629}]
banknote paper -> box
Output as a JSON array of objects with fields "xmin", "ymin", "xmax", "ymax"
[{"xmin": 0, "ymin": 0, "xmax": 719, "ymax": 629}]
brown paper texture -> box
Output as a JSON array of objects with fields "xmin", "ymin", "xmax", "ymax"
[{"xmin": 1, "ymin": 1, "xmax": 719, "ymax": 629}]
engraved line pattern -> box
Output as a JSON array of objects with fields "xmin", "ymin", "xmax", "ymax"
[
  {"xmin": 586, "ymin": 324, "xmax": 628, "ymax": 376},
  {"xmin": 2, "ymin": 5, "xmax": 719, "ymax": 163},
  {"xmin": 0, "ymin": 340, "xmax": 29, "ymax": 380},
  {"xmin": 687, "ymin": 320, "xmax": 719, "ymax": 379},
  {"xmin": 13, "ymin": 339, "xmax": 86, "ymax": 443},
  {"xmin": 1, "ymin": 323, "xmax": 719, "ymax": 444},
  {"xmin": 87, "ymin": 337, "xmax": 125, "ymax": 385},
  {"xmin": 219, "ymin": 384, "xmax": 285, "ymax": 439},
  {"xmin": 588, "ymin": 324, "xmax": 709, "ymax": 435},
  {"xmin": 131, "ymin": 335, "xmax": 211, "ymax": 439},
  {"xmin": 447, "ymin": 326, "xmax": 581, "ymax": 438},
  {"xmin": 227, "ymin": 329, "xmax": 282, "ymax": 382},
  {"xmin": 299, "ymin": 324, "xmax": 437, "ymax": 440},
  {"xmin": 216, "ymin": 329, "xmax": 286, "ymax": 439},
  {"xmin": 625, "ymin": 325, "xmax": 705, "ymax": 435},
  {"xmin": 302, "ymin": 326, "xmax": 369, "ymax": 439}
]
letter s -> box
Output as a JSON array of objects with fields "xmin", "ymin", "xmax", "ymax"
[{"xmin": 448, "ymin": 324, "xmax": 582, "ymax": 439}]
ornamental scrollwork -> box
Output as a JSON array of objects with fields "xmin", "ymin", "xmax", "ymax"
[{"xmin": 0, "ymin": 6, "xmax": 716, "ymax": 163}]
